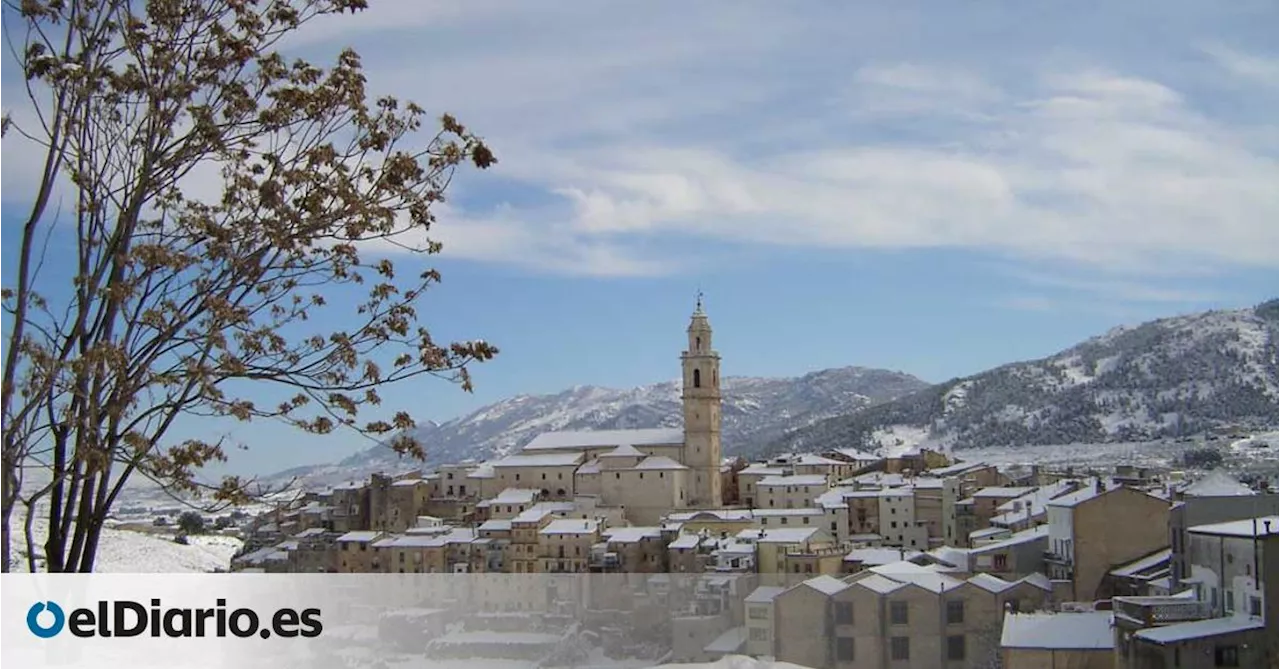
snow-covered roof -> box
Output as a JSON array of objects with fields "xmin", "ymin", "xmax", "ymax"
[
  {"xmin": 801, "ymin": 575, "xmax": 851, "ymax": 595},
  {"xmin": 927, "ymin": 460, "xmax": 988, "ymax": 477},
  {"xmin": 576, "ymin": 458, "xmax": 603, "ymax": 475},
  {"xmin": 816, "ymin": 487, "xmax": 853, "ymax": 509},
  {"xmin": 974, "ymin": 486, "xmax": 1037, "ymax": 499},
  {"xmin": 735, "ymin": 527, "xmax": 824, "ymax": 544},
  {"xmin": 830, "ymin": 447, "xmax": 879, "ymax": 461},
  {"xmin": 479, "ymin": 488, "xmax": 541, "ymax": 506},
  {"xmin": 967, "ymin": 573, "xmax": 1017, "ymax": 593},
  {"xmin": 522, "ymin": 428, "xmax": 684, "ymax": 451},
  {"xmin": 491, "ymin": 452, "xmax": 585, "ymax": 468},
  {"xmin": 792, "ymin": 454, "xmax": 845, "ymax": 466},
  {"xmin": 478, "ymin": 519, "xmax": 513, "ymax": 532},
  {"xmin": 845, "ymin": 548, "xmax": 923, "ymax": 566},
  {"xmin": 391, "ymin": 478, "xmax": 427, "ymax": 487},
  {"xmin": 466, "ymin": 463, "xmax": 495, "ymax": 478},
  {"xmin": 600, "ymin": 443, "xmax": 646, "ymax": 458},
  {"xmin": 928, "ymin": 547, "xmax": 971, "ymax": 569},
  {"xmin": 1046, "ymin": 479, "xmax": 1123, "ymax": 508},
  {"xmin": 853, "ymin": 573, "xmax": 907, "ymax": 594},
  {"xmin": 336, "ymin": 531, "xmax": 382, "ymax": 543},
  {"xmin": 1001, "ymin": 612, "xmax": 1114, "ymax": 650},
  {"xmin": 887, "ymin": 571, "xmax": 966, "ymax": 593},
  {"xmin": 669, "ymin": 534, "xmax": 702, "ymax": 549},
  {"xmin": 970, "ymin": 527, "xmax": 1011, "ymax": 541},
  {"xmin": 703, "ymin": 626, "xmax": 748, "ymax": 654},
  {"xmin": 745, "ymin": 585, "xmax": 787, "ymax": 604},
  {"xmin": 604, "ymin": 526, "xmax": 664, "ymax": 543},
  {"xmin": 854, "ymin": 472, "xmax": 905, "ymax": 487},
  {"xmin": 512, "ymin": 502, "xmax": 576, "ymax": 524},
  {"xmin": 633, "ymin": 455, "xmax": 689, "ymax": 471},
  {"xmin": 1182, "ymin": 471, "xmax": 1256, "ymax": 498},
  {"xmin": 1188, "ymin": 515, "xmax": 1279, "ymax": 539},
  {"xmin": 909, "ymin": 477, "xmax": 945, "ymax": 489},
  {"xmin": 1019, "ymin": 573, "xmax": 1053, "ymax": 591},
  {"xmin": 739, "ymin": 465, "xmax": 789, "ymax": 477},
  {"xmin": 970, "ymin": 525, "xmax": 1050, "ymax": 554},
  {"xmin": 1110, "ymin": 549, "xmax": 1172, "ymax": 578},
  {"xmin": 667, "ymin": 509, "xmax": 755, "ymax": 522},
  {"xmin": 758, "ymin": 474, "xmax": 828, "ymax": 487},
  {"xmin": 540, "ymin": 518, "xmax": 601, "ymax": 535},
  {"xmin": 1133, "ymin": 616, "xmax": 1264, "ymax": 644}
]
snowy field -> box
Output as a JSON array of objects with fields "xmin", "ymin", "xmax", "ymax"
[{"xmin": 7, "ymin": 510, "xmax": 242, "ymax": 573}]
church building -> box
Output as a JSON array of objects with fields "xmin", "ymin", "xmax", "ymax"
[{"xmin": 490, "ymin": 297, "xmax": 724, "ymax": 524}]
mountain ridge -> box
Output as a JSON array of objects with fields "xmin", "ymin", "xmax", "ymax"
[
  {"xmin": 764, "ymin": 299, "xmax": 1279, "ymax": 457},
  {"xmin": 266, "ymin": 366, "xmax": 930, "ymax": 488}
]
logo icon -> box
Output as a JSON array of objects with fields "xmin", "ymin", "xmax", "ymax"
[{"xmin": 27, "ymin": 601, "xmax": 66, "ymax": 638}]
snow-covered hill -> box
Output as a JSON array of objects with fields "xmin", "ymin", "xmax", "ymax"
[
  {"xmin": 771, "ymin": 299, "xmax": 1279, "ymax": 454},
  {"xmin": 7, "ymin": 511, "xmax": 242, "ymax": 573},
  {"xmin": 265, "ymin": 367, "xmax": 928, "ymax": 489}
]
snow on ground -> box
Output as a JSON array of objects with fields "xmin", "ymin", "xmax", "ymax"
[
  {"xmin": 8, "ymin": 510, "xmax": 242, "ymax": 573},
  {"xmin": 655, "ymin": 657, "xmax": 814, "ymax": 669},
  {"xmin": 868, "ymin": 425, "xmax": 932, "ymax": 457}
]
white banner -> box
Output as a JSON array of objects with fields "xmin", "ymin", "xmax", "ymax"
[{"xmin": 2, "ymin": 573, "xmax": 773, "ymax": 669}]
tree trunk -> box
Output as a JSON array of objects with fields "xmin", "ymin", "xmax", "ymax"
[{"xmin": 0, "ymin": 455, "xmax": 11, "ymax": 575}]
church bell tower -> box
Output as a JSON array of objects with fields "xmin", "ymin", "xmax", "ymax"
[{"xmin": 682, "ymin": 293, "xmax": 722, "ymax": 508}]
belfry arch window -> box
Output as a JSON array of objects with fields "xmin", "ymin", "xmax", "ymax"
[
  {"xmin": 693, "ymin": 369, "xmax": 701, "ymax": 388},
  {"xmin": 696, "ymin": 336, "xmax": 701, "ymax": 350}
]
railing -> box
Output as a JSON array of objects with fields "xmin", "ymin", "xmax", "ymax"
[
  {"xmin": 1043, "ymin": 550, "xmax": 1071, "ymax": 564},
  {"xmin": 1113, "ymin": 596, "xmax": 1211, "ymax": 627}
]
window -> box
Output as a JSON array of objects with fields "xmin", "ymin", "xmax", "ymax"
[
  {"xmin": 803, "ymin": 517, "xmax": 810, "ymax": 525},
  {"xmin": 947, "ymin": 635, "xmax": 965, "ymax": 661},
  {"xmin": 834, "ymin": 601, "xmax": 853, "ymax": 625},
  {"xmin": 748, "ymin": 605, "xmax": 768, "ymax": 620},
  {"xmin": 836, "ymin": 636, "xmax": 855, "ymax": 661},
  {"xmin": 993, "ymin": 554, "xmax": 1008, "ymax": 571},
  {"xmin": 890, "ymin": 600, "xmax": 908, "ymax": 625},
  {"xmin": 749, "ymin": 627, "xmax": 768, "ymax": 641},
  {"xmin": 946, "ymin": 600, "xmax": 964, "ymax": 624},
  {"xmin": 890, "ymin": 636, "xmax": 909, "ymax": 661},
  {"xmin": 1249, "ymin": 596, "xmax": 1262, "ymax": 617},
  {"xmin": 1226, "ymin": 590, "xmax": 1234, "ymax": 613},
  {"xmin": 1214, "ymin": 645, "xmax": 1239, "ymax": 667},
  {"xmin": 781, "ymin": 517, "xmax": 788, "ymax": 525},
  {"xmin": 890, "ymin": 521, "xmax": 897, "ymax": 529},
  {"xmin": 693, "ymin": 369, "xmax": 701, "ymax": 388}
]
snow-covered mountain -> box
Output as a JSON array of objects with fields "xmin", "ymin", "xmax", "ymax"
[
  {"xmin": 266, "ymin": 367, "xmax": 929, "ymax": 488},
  {"xmin": 768, "ymin": 299, "xmax": 1279, "ymax": 456}
]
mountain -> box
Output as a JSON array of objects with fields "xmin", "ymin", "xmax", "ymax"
[
  {"xmin": 766, "ymin": 299, "xmax": 1280, "ymax": 456},
  {"xmin": 266, "ymin": 367, "xmax": 930, "ymax": 489}
]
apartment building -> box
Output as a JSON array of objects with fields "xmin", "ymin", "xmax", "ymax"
[
  {"xmin": 1107, "ymin": 515, "xmax": 1279, "ymax": 669},
  {"xmin": 1045, "ymin": 483, "xmax": 1171, "ymax": 601},
  {"xmin": 772, "ymin": 567, "xmax": 1053, "ymax": 669}
]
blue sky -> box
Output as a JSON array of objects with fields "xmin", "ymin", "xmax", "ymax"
[{"xmin": 2, "ymin": 1, "xmax": 1277, "ymax": 476}]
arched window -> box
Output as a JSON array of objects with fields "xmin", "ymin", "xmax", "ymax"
[
  {"xmin": 693, "ymin": 369, "xmax": 701, "ymax": 388},
  {"xmin": 556, "ymin": 488, "xmax": 566, "ymax": 497},
  {"xmin": 696, "ymin": 336, "xmax": 701, "ymax": 350}
]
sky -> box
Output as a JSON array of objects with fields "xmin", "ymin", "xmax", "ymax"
[{"xmin": 1, "ymin": 0, "xmax": 1277, "ymax": 476}]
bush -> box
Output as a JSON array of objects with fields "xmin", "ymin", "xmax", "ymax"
[
  {"xmin": 1182, "ymin": 447, "xmax": 1224, "ymax": 469},
  {"xmin": 177, "ymin": 511, "xmax": 206, "ymax": 536},
  {"xmin": 173, "ymin": 535, "xmax": 190, "ymax": 546}
]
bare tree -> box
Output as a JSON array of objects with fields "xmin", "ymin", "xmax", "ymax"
[{"xmin": 1, "ymin": 0, "xmax": 497, "ymax": 572}]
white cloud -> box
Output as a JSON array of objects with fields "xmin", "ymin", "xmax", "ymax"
[
  {"xmin": 3, "ymin": 3, "xmax": 1275, "ymax": 288},
  {"xmin": 1198, "ymin": 43, "xmax": 1280, "ymax": 86}
]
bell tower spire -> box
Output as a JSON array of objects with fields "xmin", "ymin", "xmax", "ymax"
[{"xmin": 682, "ymin": 293, "xmax": 722, "ymax": 508}]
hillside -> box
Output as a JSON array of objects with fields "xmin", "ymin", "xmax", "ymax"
[
  {"xmin": 267, "ymin": 367, "xmax": 929, "ymax": 488},
  {"xmin": 766, "ymin": 299, "xmax": 1279, "ymax": 456}
]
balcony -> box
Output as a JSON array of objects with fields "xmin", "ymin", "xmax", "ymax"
[
  {"xmin": 1113, "ymin": 596, "xmax": 1212, "ymax": 629},
  {"xmin": 1043, "ymin": 549, "xmax": 1071, "ymax": 564}
]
